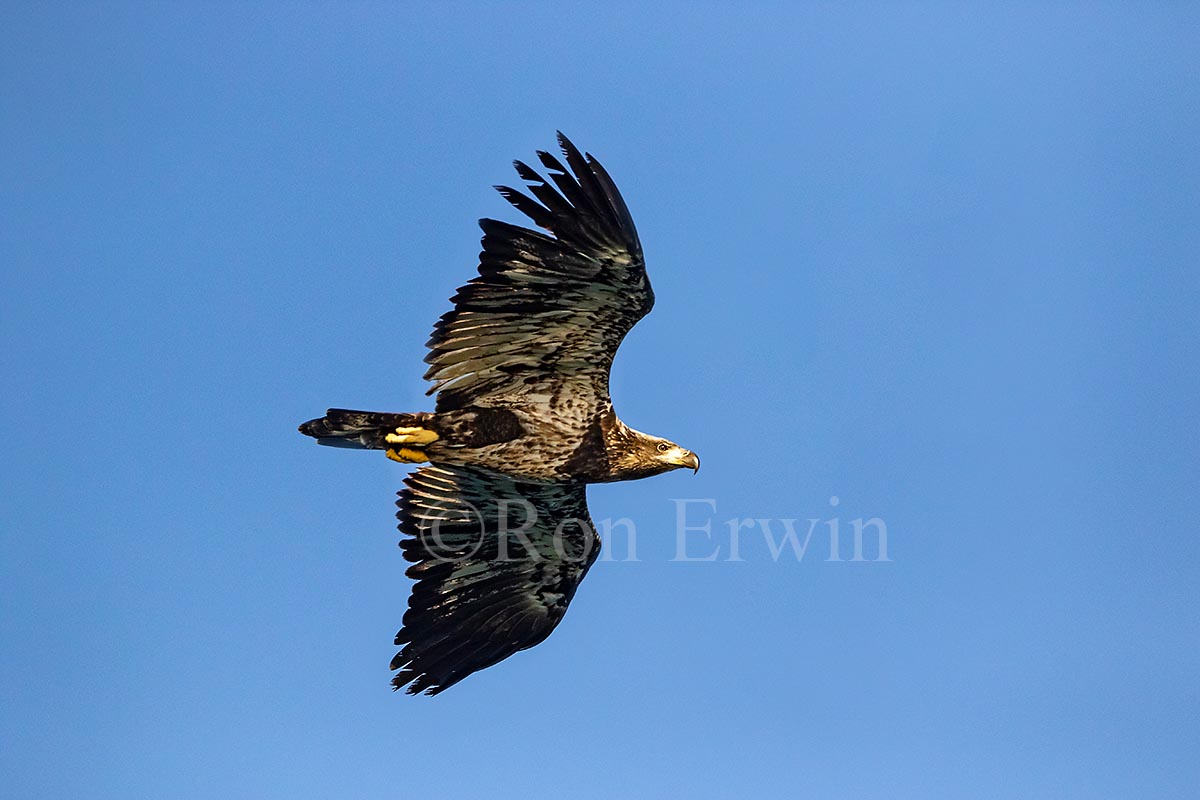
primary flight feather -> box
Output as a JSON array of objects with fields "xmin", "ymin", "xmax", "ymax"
[{"xmin": 299, "ymin": 133, "xmax": 698, "ymax": 695}]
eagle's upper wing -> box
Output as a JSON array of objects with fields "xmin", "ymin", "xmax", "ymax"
[
  {"xmin": 391, "ymin": 465, "xmax": 600, "ymax": 695},
  {"xmin": 425, "ymin": 133, "xmax": 652, "ymax": 413}
]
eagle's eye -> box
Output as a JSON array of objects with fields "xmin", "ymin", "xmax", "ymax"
[{"xmin": 656, "ymin": 442, "xmax": 670, "ymax": 453}]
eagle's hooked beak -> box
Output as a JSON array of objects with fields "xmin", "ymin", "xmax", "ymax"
[{"xmin": 660, "ymin": 444, "xmax": 699, "ymax": 474}]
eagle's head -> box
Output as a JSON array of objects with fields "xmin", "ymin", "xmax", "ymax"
[
  {"xmin": 605, "ymin": 426, "xmax": 699, "ymax": 481},
  {"xmin": 648, "ymin": 437, "xmax": 700, "ymax": 475}
]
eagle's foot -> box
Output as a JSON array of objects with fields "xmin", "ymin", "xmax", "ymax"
[
  {"xmin": 386, "ymin": 446, "xmax": 429, "ymax": 464},
  {"xmin": 385, "ymin": 426, "xmax": 440, "ymax": 446}
]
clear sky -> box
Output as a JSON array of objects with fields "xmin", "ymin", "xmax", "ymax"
[{"xmin": 2, "ymin": 4, "xmax": 1197, "ymax": 799}]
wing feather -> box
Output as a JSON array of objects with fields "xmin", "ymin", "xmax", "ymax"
[
  {"xmin": 390, "ymin": 465, "xmax": 600, "ymax": 695},
  {"xmin": 425, "ymin": 133, "xmax": 652, "ymax": 414}
]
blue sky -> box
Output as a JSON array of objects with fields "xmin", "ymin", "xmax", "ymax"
[{"xmin": 3, "ymin": 4, "xmax": 1197, "ymax": 798}]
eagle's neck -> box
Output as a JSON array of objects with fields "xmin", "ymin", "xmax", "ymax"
[{"xmin": 562, "ymin": 407, "xmax": 670, "ymax": 483}]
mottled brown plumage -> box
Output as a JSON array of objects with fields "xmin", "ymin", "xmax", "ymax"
[{"xmin": 299, "ymin": 133, "xmax": 697, "ymax": 694}]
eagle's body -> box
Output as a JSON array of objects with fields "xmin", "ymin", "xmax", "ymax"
[{"xmin": 300, "ymin": 134, "xmax": 697, "ymax": 695}]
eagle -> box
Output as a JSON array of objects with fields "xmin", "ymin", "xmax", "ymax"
[{"xmin": 299, "ymin": 133, "xmax": 698, "ymax": 695}]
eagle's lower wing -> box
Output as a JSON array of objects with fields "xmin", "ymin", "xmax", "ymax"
[
  {"xmin": 391, "ymin": 465, "xmax": 600, "ymax": 695},
  {"xmin": 425, "ymin": 132, "xmax": 652, "ymax": 413}
]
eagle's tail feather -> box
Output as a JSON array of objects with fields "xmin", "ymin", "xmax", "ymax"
[{"xmin": 299, "ymin": 408, "xmax": 437, "ymax": 450}]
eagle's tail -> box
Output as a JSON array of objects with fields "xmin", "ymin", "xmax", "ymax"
[{"xmin": 298, "ymin": 408, "xmax": 438, "ymax": 451}]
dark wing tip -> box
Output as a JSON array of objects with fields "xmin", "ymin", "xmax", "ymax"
[
  {"xmin": 556, "ymin": 131, "xmax": 586, "ymax": 166},
  {"xmin": 555, "ymin": 130, "xmax": 576, "ymax": 154},
  {"xmin": 512, "ymin": 159, "xmax": 541, "ymax": 182}
]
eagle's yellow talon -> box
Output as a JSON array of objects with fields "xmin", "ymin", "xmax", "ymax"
[
  {"xmin": 386, "ymin": 447, "xmax": 429, "ymax": 464},
  {"xmin": 385, "ymin": 426, "xmax": 440, "ymax": 446}
]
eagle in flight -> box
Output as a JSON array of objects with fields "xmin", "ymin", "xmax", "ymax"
[{"xmin": 299, "ymin": 133, "xmax": 698, "ymax": 695}]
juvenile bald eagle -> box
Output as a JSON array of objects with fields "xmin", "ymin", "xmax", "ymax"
[{"xmin": 299, "ymin": 133, "xmax": 698, "ymax": 695}]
